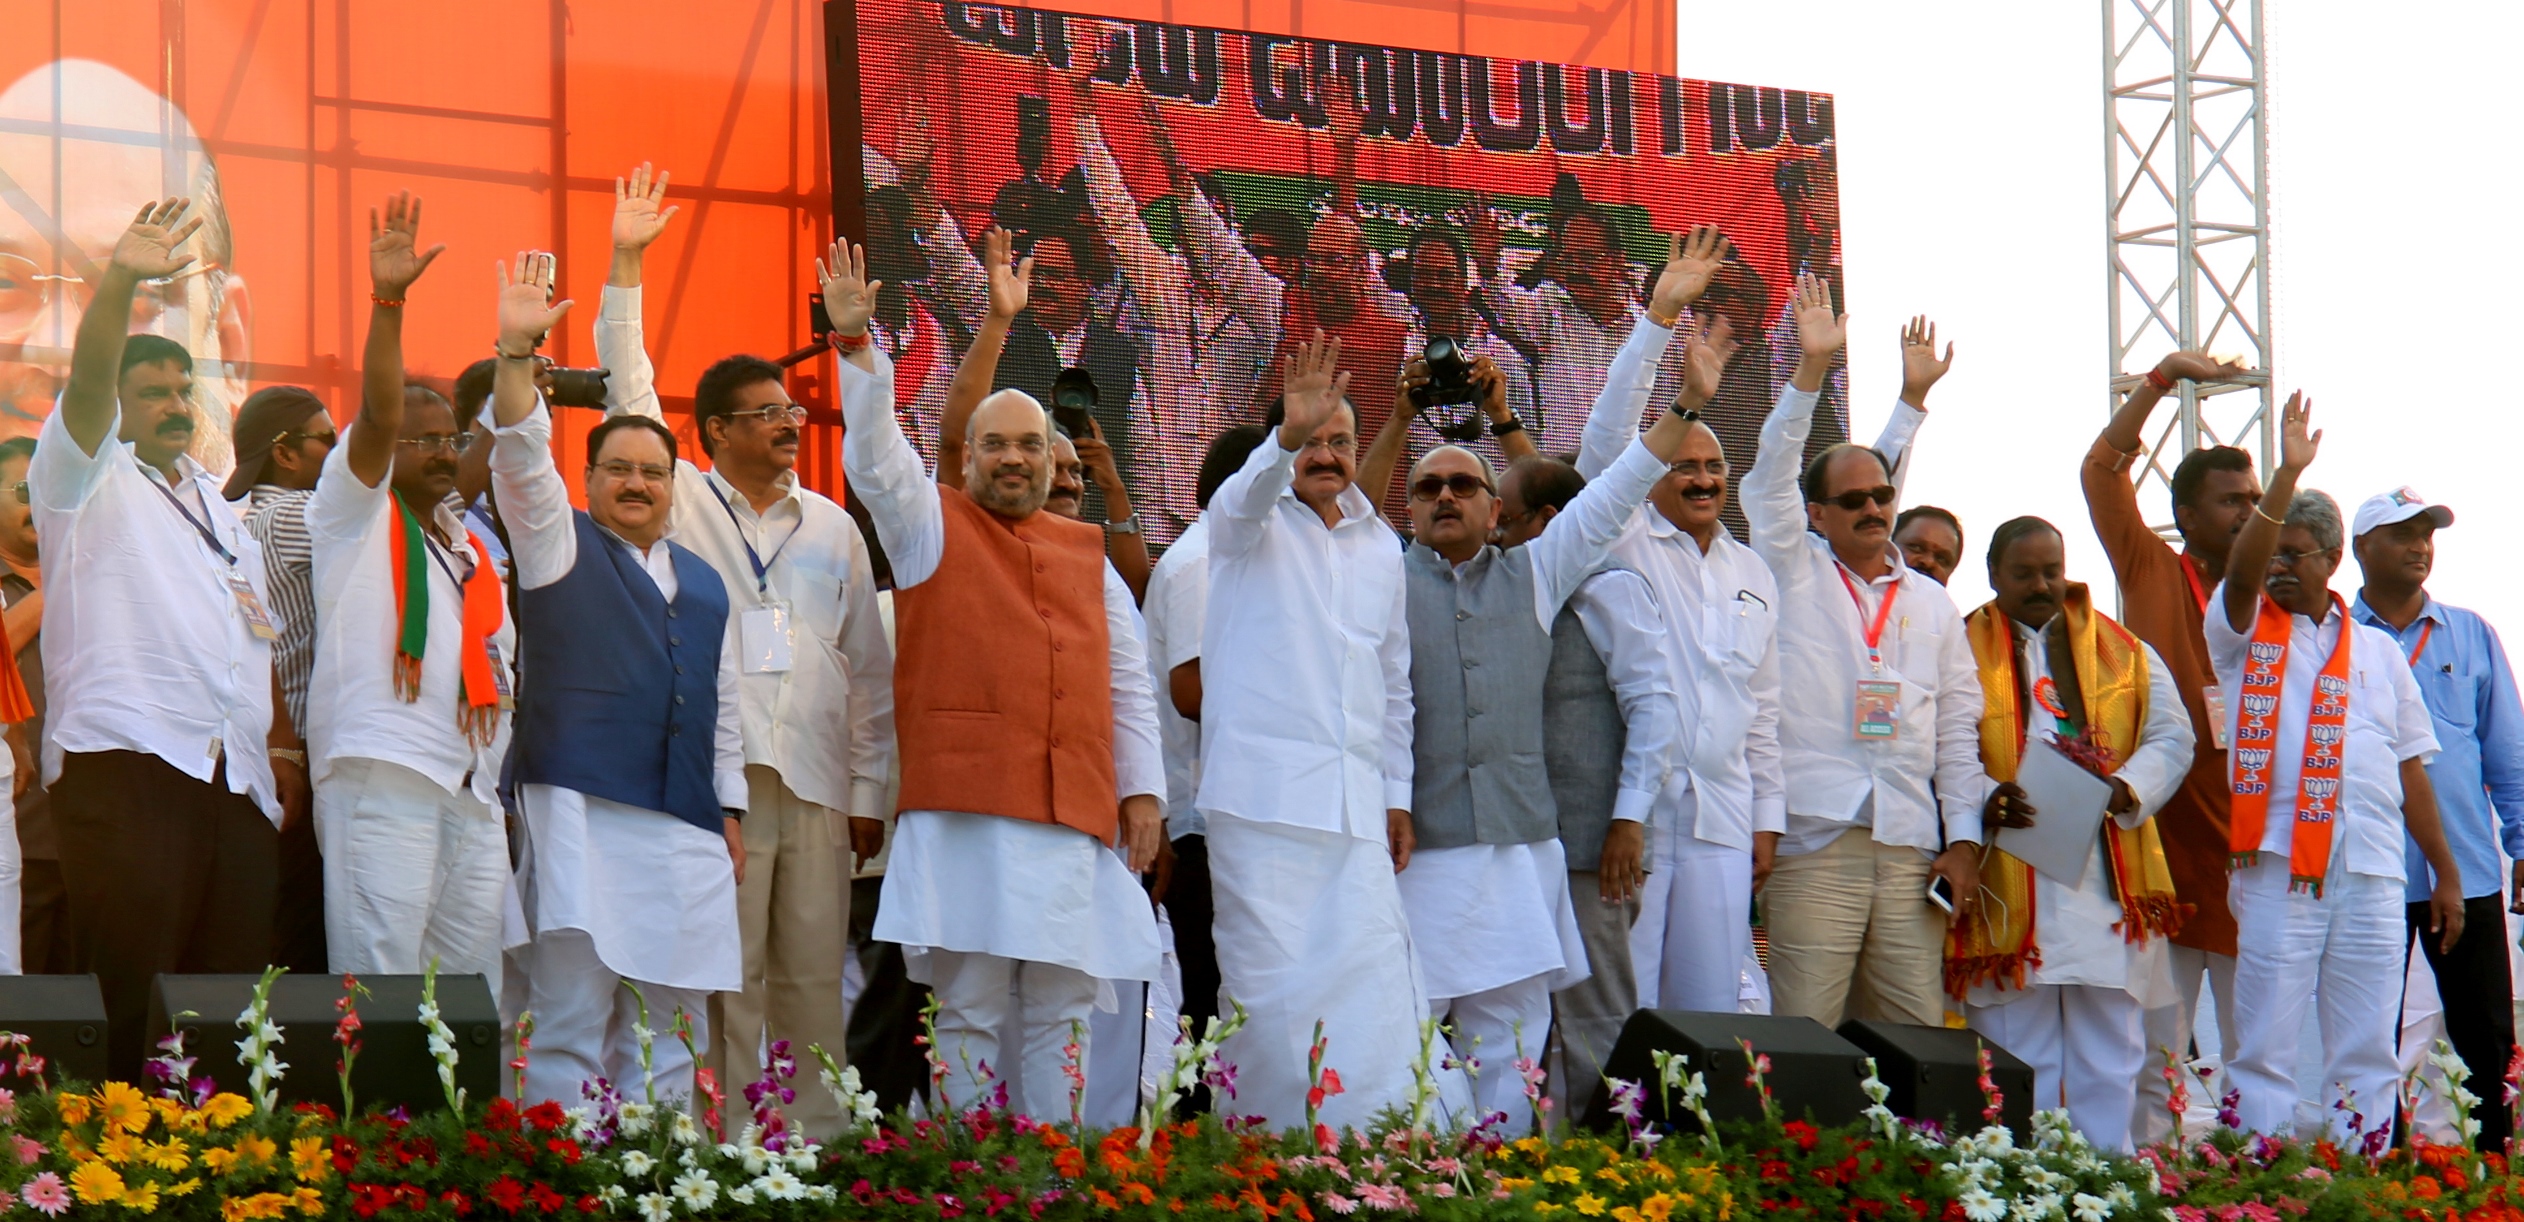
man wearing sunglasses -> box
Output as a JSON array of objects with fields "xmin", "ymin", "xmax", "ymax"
[
  {"xmin": 1394, "ymin": 303, "xmax": 1710, "ymax": 1132},
  {"xmin": 1741, "ymin": 272, "xmax": 1998, "ymax": 1031},
  {"xmin": 597, "ymin": 165, "xmax": 894, "ymax": 1136},
  {"xmin": 301, "ymin": 192, "xmax": 513, "ymax": 1000}
]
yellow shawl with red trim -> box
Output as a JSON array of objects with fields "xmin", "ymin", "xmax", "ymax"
[{"xmin": 1946, "ymin": 584, "xmax": 2189, "ymax": 998}]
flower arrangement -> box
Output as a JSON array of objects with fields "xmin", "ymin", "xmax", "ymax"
[{"xmin": 2, "ymin": 973, "xmax": 2523, "ymax": 1220}]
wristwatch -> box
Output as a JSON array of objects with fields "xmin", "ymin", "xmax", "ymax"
[
  {"xmin": 723, "ymin": 806, "xmax": 745, "ymax": 824},
  {"xmin": 1489, "ymin": 416, "xmax": 1526, "ymax": 438},
  {"xmin": 269, "ymin": 747, "xmax": 306, "ymax": 767},
  {"xmin": 1105, "ymin": 513, "xmax": 1143, "ymax": 536}
]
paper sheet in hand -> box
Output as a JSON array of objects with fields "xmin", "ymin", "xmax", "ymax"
[{"xmin": 1998, "ymin": 738, "xmax": 2113, "ymax": 887}]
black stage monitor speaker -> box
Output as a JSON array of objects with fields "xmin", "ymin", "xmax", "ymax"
[
  {"xmin": 0, "ymin": 976, "xmax": 108, "ymax": 1088},
  {"xmin": 148, "ymin": 974, "xmax": 500, "ymax": 1113},
  {"xmin": 1836, "ymin": 1019, "xmax": 2035, "ymax": 1142},
  {"xmin": 1583, "ymin": 1010, "xmax": 1868, "ymax": 1133}
]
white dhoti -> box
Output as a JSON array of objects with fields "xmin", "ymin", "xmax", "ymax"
[
  {"xmin": 316, "ymin": 757, "xmax": 510, "ymax": 995},
  {"xmin": 874, "ymin": 809, "xmax": 1161, "ymax": 1118},
  {"xmin": 1966, "ymin": 985, "xmax": 2147, "ymax": 1153},
  {"xmin": 1399, "ymin": 838, "xmax": 1585, "ymax": 1134},
  {"xmin": 2133, "ymin": 945, "xmax": 2238, "ymax": 1145},
  {"xmin": 1207, "ymin": 811, "xmax": 1430, "ymax": 1132},
  {"xmin": 513, "ymin": 783, "xmax": 740, "ymax": 1108},
  {"xmin": 1631, "ymin": 791, "xmax": 1768, "ymax": 1013},
  {"xmin": 2226, "ymin": 858, "xmax": 2405, "ymax": 1140}
]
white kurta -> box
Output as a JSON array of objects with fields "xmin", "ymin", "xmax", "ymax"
[
  {"xmin": 487, "ymin": 399, "xmax": 748, "ymax": 992},
  {"xmin": 837, "ymin": 348, "xmax": 1166, "ymax": 988}
]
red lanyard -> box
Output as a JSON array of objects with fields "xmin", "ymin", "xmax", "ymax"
[
  {"xmin": 1836, "ymin": 565, "xmax": 1900, "ymax": 669},
  {"xmin": 2180, "ymin": 553, "xmax": 2211, "ymax": 614},
  {"xmin": 2408, "ymin": 620, "xmax": 2434, "ymax": 667}
]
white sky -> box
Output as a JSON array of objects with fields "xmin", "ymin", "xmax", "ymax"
[{"xmin": 1676, "ymin": 3, "xmax": 2524, "ymax": 634}]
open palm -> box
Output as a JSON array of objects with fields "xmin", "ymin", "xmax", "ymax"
[
  {"xmin": 1651, "ymin": 226, "xmax": 1731, "ymax": 319},
  {"xmin": 112, "ymin": 198, "xmax": 204, "ymax": 280},
  {"xmin": 369, "ymin": 191, "xmax": 445, "ymax": 299}
]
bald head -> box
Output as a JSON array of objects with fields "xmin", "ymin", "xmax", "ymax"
[
  {"xmin": 1650, "ymin": 417, "xmax": 1731, "ymax": 543},
  {"xmin": 1305, "ymin": 213, "xmax": 1369, "ymax": 321},
  {"xmin": 963, "ymin": 389, "xmax": 1055, "ymax": 518},
  {"xmin": 1407, "ymin": 444, "xmax": 1499, "ymax": 562}
]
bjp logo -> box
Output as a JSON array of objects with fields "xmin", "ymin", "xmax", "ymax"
[{"xmin": 2249, "ymin": 642, "xmax": 2286, "ymax": 665}]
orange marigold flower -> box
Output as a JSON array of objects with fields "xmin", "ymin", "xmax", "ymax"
[{"xmin": 2415, "ymin": 1177, "xmax": 2444, "ymax": 1202}]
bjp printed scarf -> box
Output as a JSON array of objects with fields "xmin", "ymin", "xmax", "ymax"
[
  {"xmin": 1946, "ymin": 584, "xmax": 2188, "ymax": 999},
  {"xmin": 2225, "ymin": 593, "xmax": 2353, "ymax": 896}
]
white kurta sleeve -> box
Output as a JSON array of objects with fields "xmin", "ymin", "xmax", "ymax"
[
  {"xmin": 1205, "ymin": 439, "xmax": 1298, "ymax": 561},
  {"xmin": 1570, "ymin": 569, "xmax": 1683, "ymax": 825},
  {"xmin": 1872, "ymin": 397, "xmax": 1926, "ymax": 499},
  {"xmin": 1105, "ymin": 563, "xmax": 1164, "ymax": 802},
  {"xmin": 1743, "ymin": 384, "xmax": 1823, "ymax": 581},
  {"xmin": 2115, "ymin": 639, "xmax": 2200, "ymax": 826},
  {"xmin": 714, "ymin": 619, "xmax": 748, "ymax": 812},
  {"xmin": 596, "ymin": 285, "xmax": 665, "ymax": 422},
  {"xmin": 1933, "ymin": 595, "xmax": 1992, "ymax": 846},
  {"xmin": 837, "ymin": 348, "xmax": 947, "ymax": 588},
  {"xmin": 1575, "ymin": 309, "xmax": 1674, "ymax": 482},
  {"xmin": 1380, "ymin": 553, "xmax": 1416, "ymax": 814},
  {"xmin": 838, "ymin": 522, "xmax": 897, "ymax": 821},
  {"xmin": 1527, "ymin": 437, "xmax": 1668, "ymax": 627},
  {"xmin": 486, "ymin": 397, "xmax": 578, "ymax": 591},
  {"xmin": 1178, "ymin": 185, "xmax": 1283, "ymax": 343}
]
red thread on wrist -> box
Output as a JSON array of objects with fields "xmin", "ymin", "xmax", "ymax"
[
  {"xmin": 371, "ymin": 293, "xmax": 406, "ymax": 309},
  {"xmin": 2144, "ymin": 368, "xmax": 2175, "ymax": 392}
]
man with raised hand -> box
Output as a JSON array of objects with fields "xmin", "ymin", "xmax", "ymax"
[
  {"xmin": 487, "ymin": 252, "xmax": 748, "ymax": 1109},
  {"xmin": 1740, "ymin": 273, "xmax": 1996, "ymax": 1030},
  {"xmin": 2350, "ymin": 488, "xmax": 2524, "ymax": 1151},
  {"xmin": 305, "ymin": 192, "xmax": 513, "ymax": 993},
  {"xmin": 2083, "ymin": 349, "xmax": 2258, "ymax": 1140},
  {"xmin": 1396, "ymin": 331, "xmax": 1703, "ymax": 1131},
  {"xmin": 597, "ymin": 165, "xmax": 894, "ymax": 1134},
  {"xmin": 1950, "ymin": 517, "xmax": 2193, "ymax": 1154},
  {"xmin": 830, "ymin": 239, "xmax": 1165, "ymax": 1121},
  {"xmin": 1198, "ymin": 333, "xmax": 1421, "ymax": 1130},
  {"xmin": 37, "ymin": 197, "xmax": 278, "ymax": 1079},
  {"xmin": 2209, "ymin": 396, "xmax": 2463, "ymax": 1139}
]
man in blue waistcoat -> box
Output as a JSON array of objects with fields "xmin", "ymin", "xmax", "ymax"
[{"xmin": 484, "ymin": 253, "xmax": 749, "ymax": 1110}]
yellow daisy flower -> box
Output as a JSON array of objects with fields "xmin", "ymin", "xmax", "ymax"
[
  {"xmin": 200, "ymin": 1146, "xmax": 239, "ymax": 1176},
  {"xmin": 144, "ymin": 1139, "xmax": 191, "ymax": 1172},
  {"xmin": 1542, "ymin": 1166, "xmax": 1581, "ymax": 1186},
  {"xmin": 166, "ymin": 1178, "xmax": 202, "ymax": 1199},
  {"xmin": 1575, "ymin": 1193, "xmax": 1608, "ymax": 1217},
  {"xmin": 234, "ymin": 1134, "xmax": 277, "ymax": 1168},
  {"xmin": 67, "ymin": 1160, "xmax": 125, "ymax": 1205},
  {"xmin": 288, "ymin": 1136, "xmax": 327, "ymax": 1184},
  {"xmin": 291, "ymin": 1187, "xmax": 324, "ymax": 1216},
  {"xmin": 1535, "ymin": 1204, "xmax": 1564, "ymax": 1216},
  {"xmin": 56, "ymin": 1095, "xmax": 91, "ymax": 1127},
  {"xmin": 198, "ymin": 1095, "xmax": 253, "ymax": 1130},
  {"xmin": 1642, "ymin": 1193, "xmax": 1677, "ymax": 1222},
  {"xmin": 120, "ymin": 1180, "xmax": 159, "ymax": 1213},
  {"xmin": 96, "ymin": 1082, "xmax": 152, "ymax": 1135},
  {"xmin": 96, "ymin": 1132, "xmax": 144, "ymax": 1166},
  {"xmin": 1613, "ymin": 1207, "xmax": 1644, "ymax": 1222}
]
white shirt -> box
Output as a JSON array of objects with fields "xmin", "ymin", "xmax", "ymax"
[
  {"xmin": 2204, "ymin": 587, "xmax": 2440, "ymax": 882},
  {"xmin": 596, "ymin": 285, "xmax": 896, "ymax": 818},
  {"xmin": 487, "ymin": 398, "xmax": 748, "ymax": 813},
  {"xmin": 1973, "ymin": 618, "xmax": 2194, "ymax": 998},
  {"xmin": 1199, "ymin": 440, "xmax": 1413, "ymax": 839},
  {"xmin": 1143, "ymin": 516, "xmax": 1211, "ymax": 839},
  {"xmin": 303, "ymin": 428, "xmax": 515, "ymax": 803},
  {"xmin": 1575, "ymin": 315, "xmax": 1787, "ymax": 848},
  {"xmin": 835, "ymin": 347, "xmax": 1165, "ymax": 806},
  {"xmin": 1479, "ymin": 282, "xmax": 1686, "ymax": 458},
  {"xmin": 29, "ymin": 404, "xmax": 277, "ymax": 817},
  {"xmin": 1562, "ymin": 568, "xmax": 1689, "ymax": 826},
  {"xmin": 1744, "ymin": 382, "xmax": 1990, "ymax": 854}
]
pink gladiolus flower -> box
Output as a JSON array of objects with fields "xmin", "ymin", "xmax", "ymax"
[{"xmin": 22, "ymin": 1172, "xmax": 67, "ymax": 1217}]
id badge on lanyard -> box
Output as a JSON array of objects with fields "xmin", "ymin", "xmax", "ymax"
[
  {"xmin": 1838, "ymin": 566, "xmax": 1903, "ymax": 740},
  {"xmin": 741, "ymin": 604, "xmax": 797, "ymax": 673},
  {"xmin": 227, "ymin": 572, "xmax": 279, "ymax": 642}
]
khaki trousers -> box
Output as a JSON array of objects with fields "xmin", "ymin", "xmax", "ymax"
[
  {"xmin": 1763, "ymin": 827, "xmax": 1944, "ymax": 1028},
  {"xmin": 709, "ymin": 766, "xmax": 849, "ymax": 1136}
]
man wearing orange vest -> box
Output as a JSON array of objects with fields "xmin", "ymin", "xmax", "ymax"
[
  {"xmin": 830, "ymin": 240, "xmax": 1167, "ymax": 1120},
  {"xmin": 2207, "ymin": 393, "xmax": 2464, "ymax": 1140}
]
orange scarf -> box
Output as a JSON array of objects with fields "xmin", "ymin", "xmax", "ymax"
[
  {"xmin": 2227, "ymin": 593, "xmax": 2353, "ymax": 896},
  {"xmin": 387, "ymin": 495, "xmax": 508, "ymax": 747}
]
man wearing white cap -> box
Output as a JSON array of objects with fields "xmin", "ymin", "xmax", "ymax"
[{"xmin": 2351, "ymin": 487, "xmax": 2524, "ymax": 1151}]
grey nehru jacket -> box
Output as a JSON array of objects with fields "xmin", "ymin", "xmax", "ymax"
[
  {"xmin": 1405, "ymin": 544, "xmax": 1560, "ymax": 848},
  {"xmin": 1543, "ymin": 599, "xmax": 1626, "ymax": 870}
]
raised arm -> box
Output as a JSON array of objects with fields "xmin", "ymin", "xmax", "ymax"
[
  {"xmin": 1872, "ymin": 315, "xmax": 1952, "ymax": 496},
  {"xmin": 1163, "ymin": 103, "xmax": 1283, "ymax": 338},
  {"xmin": 62, "ymin": 199, "xmax": 204, "ymax": 458},
  {"xmin": 2083, "ymin": 351, "xmax": 2248, "ymax": 574},
  {"xmin": 1209, "ymin": 334, "xmax": 1349, "ymax": 560},
  {"xmin": 1072, "ymin": 419, "xmax": 1150, "ymax": 602},
  {"xmin": 1353, "ymin": 361, "xmax": 1424, "ymax": 511},
  {"xmin": 597, "ymin": 163, "xmax": 677, "ymax": 423},
  {"xmin": 349, "ymin": 191, "xmax": 446, "ymax": 489},
  {"xmin": 826, "ymin": 239, "xmax": 948, "ymax": 589},
  {"xmin": 1574, "ymin": 228, "xmax": 1728, "ymax": 479},
  {"xmin": 1072, "ymin": 87, "xmax": 1189, "ymax": 334},
  {"xmin": 486, "ymin": 253, "xmax": 579, "ymax": 590},
  {"xmin": 1743, "ymin": 273, "xmax": 1844, "ymax": 572},
  {"xmin": 936, "ymin": 227, "xmax": 1032, "ymax": 489},
  {"xmin": 1466, "ymin": 195, "xmax": 1547, "ymax": 351},
  {"xmin": 2219, "ymin": 391, "xmax": 2316, "ymax": 633}
]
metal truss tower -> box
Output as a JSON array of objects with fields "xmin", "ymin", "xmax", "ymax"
[{"xmin": 2104, "ymin": 0, "xmax": 2273, "ymax": 519}]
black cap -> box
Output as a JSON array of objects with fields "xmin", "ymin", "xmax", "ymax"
[{"xmin": 222, "ymin": 386, "xmax": 328, "ymax": 500}]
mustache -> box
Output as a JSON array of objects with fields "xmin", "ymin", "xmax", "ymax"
[
  {"xmin": 771, "ymin": 428, "xmax": 800, "ymax": 447},
  {"xmin": 155, "ymin": 416, "xmax": 194, "ymax": 434},
  {"xmin": 612, "ymin": 489, "xmax": 654, "ymax": 505},
  {"xmin": 1677, "ymin": 482, "xmax": 1722, "ymax": 498},
  {"xmin": 1855, "ymin": 515, "xmax": 1888, "ymax": 532},
  {"xmin": 1302, "ymin": 462, "xmax": 1345, "ymax": 477}
]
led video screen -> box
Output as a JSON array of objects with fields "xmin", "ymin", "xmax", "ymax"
[{"xmin": 832, "ymin": 0, "xmax": 1845, "ymax": 543}]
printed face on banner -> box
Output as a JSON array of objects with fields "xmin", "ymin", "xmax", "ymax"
[
  {"xmin": 0, "ymin": 59, "xmax": 252, "ymax": 470},
  {"xmin": 840, "ymin": 0, "xmax": 1840, "ymax": 547}
]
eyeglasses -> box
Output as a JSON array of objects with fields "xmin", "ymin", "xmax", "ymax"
[
  {"xmin": 396, "ymin": 433, "xmax": 474, "ymax": 455},
  {"xmin": 6, "ymin": 482, "xmax": 23, "ymax": 505},
  {"xmin": 280, "ymin": 429, "xmax": 339, "ymax": 449},
  {"xmin": 724, "ymin": 405, "xmax": 808, "ymax": 425},
  {"xmin": 1666, "ymin": 459, "xmax": 1728, "ymax": 478},
  {"xmin": 593, "ymin": 460, "xmax": 674, "ymax": 483},
  {"xmin": 2270, "ymin": 549, "xmax": 2329, "ymax": 569},
  {"xmin": 1821, "ymin": 485, "xmax": 1897, "ymax": 512},
  {"xmin": 1297, "ymin": 436, "xmax": 1356, "ymax": 455},
  {"xmin": 1410, "ymin": 473, "xmax": 1493, "ymax": 502}
]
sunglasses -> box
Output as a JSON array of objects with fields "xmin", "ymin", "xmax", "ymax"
[
  {"xmin": 1820, "ymin": 485, "xmax": 1898, "ymax": 512},
  {"xmin": 1411, "ymin": 473, "xmax": 1493, "ymax": 502},
  {"xmin": 6, "ymin": 481, "xmax": 22, "ymax": 505}
]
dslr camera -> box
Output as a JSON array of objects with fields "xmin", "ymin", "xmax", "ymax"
[
  {"xmin": 1412, "ymin": 336, "xmax": 1486, "ymax": 443},
  {"xmin": 1049, "ymin": 367, "xmax": 1099, "ymax": 439}
]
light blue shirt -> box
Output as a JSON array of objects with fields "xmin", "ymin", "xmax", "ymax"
[{"xmin": 2352, "ymin": 594, "xmax": 2524, "ymax": 900}]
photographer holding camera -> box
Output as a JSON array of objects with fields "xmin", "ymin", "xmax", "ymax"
[{"xmin": 1357, "ymin": 343, "xmax": 1536, "ymax": 519}]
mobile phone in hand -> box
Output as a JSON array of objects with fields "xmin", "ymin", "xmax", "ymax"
[{"xmin": 1926, "ymin": 874, "xmax": 1955, "ymax": 914}]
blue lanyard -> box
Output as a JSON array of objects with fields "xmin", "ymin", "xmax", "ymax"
[
  {"xmin": 150, "ymin": 469, "xmax": 236, "ymax": 566},
  {"xmin": 704, "ymin": 476, "xmax": 791, "ymax": 595}
]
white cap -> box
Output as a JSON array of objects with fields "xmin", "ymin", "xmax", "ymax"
[{"xmin": 2352, "ymin": 487, "xmax": 2454, "ymax": 539}]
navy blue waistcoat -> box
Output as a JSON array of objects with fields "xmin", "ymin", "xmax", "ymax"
[{"xmin": 509, "ymin": 512, "xmax": 731, "ymax": 834}]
